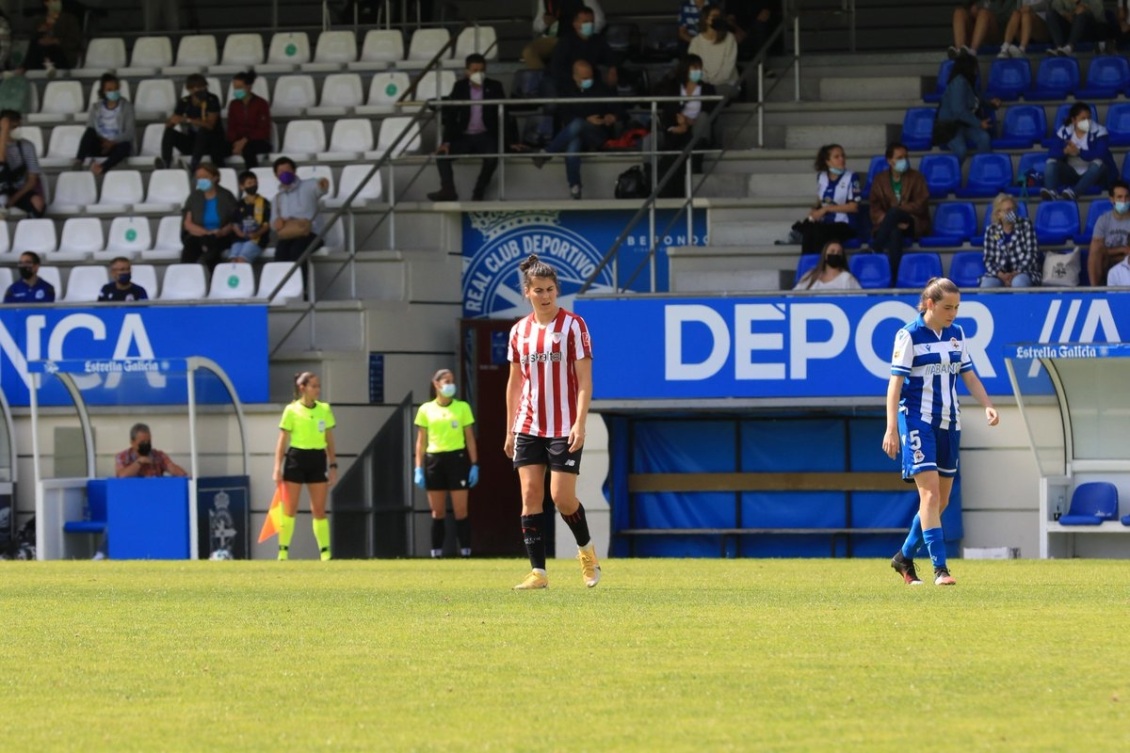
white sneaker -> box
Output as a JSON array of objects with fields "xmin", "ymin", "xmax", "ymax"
[
  {"xmin": 44, "ymin": 61, "xmax": 57, "ymax": 79},
  {"xmin": 961, "ymin": 45, "xmax": 976, "ymax": 57},
  {"xmin": 1060, "ymin": 45, "xmax": 1073, "ymax": 56},
  {"xmin": 997, "ymin": 46, "xmax": 1011, "ymax": 59},
  {"xmin": 1009, "ymin": 45, "xmax": 1026, "ymax": 59},
  {"xmin": 92, "ymin": 551, "xmax": 106, "ymax": 561}
]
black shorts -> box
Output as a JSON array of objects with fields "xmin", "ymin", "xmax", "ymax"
[
  {"xmin": 283, "ymin": 447, "xmax": 328, "ymax": 484},
  {"xmin": 424, "ymin": 450, "xmax": 470, "ymax": 491},
  {"xmin": 513, "ymin": 434, "xmax": 582, "ymax": 474}
]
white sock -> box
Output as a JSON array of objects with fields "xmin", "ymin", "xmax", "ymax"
[
  {"xmin": 533, "ymin": 568, "xmax": 547, "ymax": 576},
  {"xmin": 430, "ymin": 549, "xmax": 442, "ymax": 558}
]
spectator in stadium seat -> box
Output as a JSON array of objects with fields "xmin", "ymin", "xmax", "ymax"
[
  {"xmin": 934, "ymin": 52, "xmax": 995, "ymax": 163},
  {"xmin": 522, "ymin": 0, "xmax": 603, "ymax": 70},
  {"xmin": 688, "ymin": 5, "xmax": 740, "ymax": 96},
  {"xmin": 677, "ymin": 0, "xmax": 708, "ymax": 45},
  {"xmin": 3, "ymin": 251, "xmax": 54, "ymax": 303},
  {"xmin": 226, "ymin": 69, "xmax": 272, "ymax": 170},
  {"xmin": 21, "ymin": 0, "xmax": 82, "ymax": 73},
  {"xmin": 793, "ymin": 240, "xmax": 861, "ymax": 291},
  {"xmin": 161, "ymin": 74, "xmax": 225, "ymax": 173},
  {"xmin": 427, "ymin": 54, "xmax": 510, "ymax": 203},
  {"xmin": 272, "ymin": 157, "xmax": 329, "ymax": 263},
  {"xmin": 794, "ymin": 143, "xmax": 860, "ymax": 255},
  {"xmin": 869, "ymin": 142, "xmax": 931, "ymax": 279},
  {"xmin": 532, "ymin": 59, "xmax": 624, "ymax": 200},
  {"xmin": 728, "ymin": 0, "xmax": 781, "ymax": 60},
  {"xmin": 0, "ymin": 110, "xmax": 46, "ymax": 217},
  {"xmin": 980, "ymin": 193, "xmax": 1042, "ymax": 287},
  {"xmin": 998, "ymin": 0, "xmax": 1050, "ymax": 58},
  {"xmin": 1088, "ymin": 179, "xmax": 1130, "ymax": 285},
  {"xmin": 181, "ymin": 162, "xmax": 237, "ymax": 271},
  {"xmin": 948, "ymin": 0, "xmax": 1008, "ymax": 58},
  {"xmin": 115, "ymin": 423, "xmax": 188, "ymax": 478},
  {"xmin": 1045, "ymin": 0, "xmax": 1105, "ymax": 56},
  {"xmin": 548, "ymin": 6, "xmax": 618, "ymax": 93},
  {"xmin": 226, "ymin": 170, "xmax": 270, "ymax": 264},
  {"xmin": 98, "ymin": 256, "xmax": 149, "ymax": 301},
  {"xmin": 1041, "ymin": 101, "xmax": 1115, "ymax": 202},
  {"xmin": 655, "ymin": 53, "xmax": 718, "ymax": 164},
  {"xmin": 76, "ymin": 72, "xmax": 135, "ymax": 176}
]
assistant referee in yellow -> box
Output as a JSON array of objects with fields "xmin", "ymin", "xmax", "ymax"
[
  {"xmin": 414, "ymin": 368, "xmax": 479, "ymax": 558},
  {"xmin": 273, "ymin": 371, "xmax": 337, "ymax": 561}
]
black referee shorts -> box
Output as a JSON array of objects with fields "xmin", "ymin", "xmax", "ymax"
[
  {"xmin": 283, "ymin": 447, "xmax": 328, "ymax": 484},
  {"xmin": 424, "ymin": 450, "xmax": 471, "ymax": 491},
  {"xmin": 512, "ymin": 434, "xmax": 582, "ymax": 474}
]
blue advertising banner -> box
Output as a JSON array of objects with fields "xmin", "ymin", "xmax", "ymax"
[
  {"xmin": 0, "ymin": 305, "xmax": 268, "ymax": 406},
  {"xmin": 461, "ymin": 210, "xmax": 707, "ymax": 319},
  {"xmin": 575, "ymin": 291, "xmax": 1129, "ymax": 399}
]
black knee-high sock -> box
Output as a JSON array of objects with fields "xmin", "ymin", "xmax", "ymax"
[
  {"xmin": 561, "ymin": 503, "xmax": 591, "ymax": 548},
  {"xmin": 455, "ymin": 517, "xmax": 471, "ymax": 553},
  {"xmin": 430, "ymin": 517, "xmax": 446, "ymax": 554},
  {"xmin": 520, "ymin": 514, "xmax": 546, "ymax": 570}
]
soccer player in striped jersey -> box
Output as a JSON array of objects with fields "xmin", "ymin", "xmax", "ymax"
[
  {"xmin": 504, "ymin": 254, "xmax": 599, "ymax": 590},
  {"xmin": 883, "ymin": 278, "xmax": 999, "ymax": 586}
]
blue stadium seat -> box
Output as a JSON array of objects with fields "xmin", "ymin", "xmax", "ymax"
[
  {"xmin": 918, "ymin": 154, "xmax": 961, "ymax": 198},
  {"xmin": 985, "ymin": 58, "xmax": 1032, "ymax": 100},
  {"xmin": 958, "ymin": 153, "xmax": 1014, "ymax": 198},
  {"xmin": 1059, "ymin": 482, "xmax": 1119, "ymax": 526},
  {"xmin": 991, "ymin": 104, "xmax": 1047, "ymax": 149},
  {"xmin": 949, "ymin": 251, "xmax": 987, "ymax": 287},
  {"xmin": 895, "ymin": 252, "xmax": 944, "ymax": 288},
  {"xmin": 901, "ymin": 107, "xmax": 936, "ymax": 151},
  {"xmin": 1009, "ymin": 151, "xmax": 1051, "ymax": 196},
  {"xmin": 849, "ymin": 254, "xmax": 891, "ymax": 289},
  {"xmin": 1033, "ymin": 200, "xmax": 1080, "ymax": 245},
  {"xmin": 1077, "ymin": 55, "xmax": 1130, "ymax": 99},
  {"xmin": 919, "ymin": 202, "xmax": 977, "ymax": 247},
  {"xmin": 1107, "ymin": 102, "xmax": 1130, "ymax": 147},
  {"xmin": 972, "ymin": 200, "xmax": 1029, "ymax": 245},
  {"xmin": 861, "ymin": 155, "xmax": 888, "ymax": 199},
  {"xmin": 1029, "ymin": 57, "xmax": 1080, "ymax": 99},
  {"xmin": 795, "ymin": 254, "xmax": 820, "ymax": 283},
  {"xmin": 1077, "ymin": 199, "xmax": 1112, "ymax": 244},
  {"xmin": 923, "ymin": 60, "xmax": 954, "ymax": 103}
]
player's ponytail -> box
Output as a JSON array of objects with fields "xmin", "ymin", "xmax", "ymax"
[
  {"xmin": 294, "ymin": 371, "xmax": 316, "ymax": 399},
  {"xmin": 918, "ymin": 277, "xmax": 960, "ymax": 312},
  {"xmin": 518, "ymin": 254, "xmax": 558, "ymax": 290}
]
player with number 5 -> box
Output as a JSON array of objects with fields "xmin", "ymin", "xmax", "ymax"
[{"xmin": 883, "ymin": 278, "xmax": 999, "ymax": 586}]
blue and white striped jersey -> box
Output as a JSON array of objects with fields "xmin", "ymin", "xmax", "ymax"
[{"xmin": 890, "ymin": 313, "xmax": 973, "ymax": 431}]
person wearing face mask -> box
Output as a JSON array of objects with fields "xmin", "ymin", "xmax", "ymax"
[
  {"xmin": 97, "ymin": 257, "xmax": 149, "ymax": 302},
  {"xmin": 1042, "ymin": 101, "xmax": 1115, "ymax": 202},
  {"xmin": 869, "ymin": 142, "xmax": 932, "ymax": 279},
  {"xmin": 793, "ymin": 241, "xmax": 861, "ymax": 291},
  {"xmin": 793, "ymin": 143, "xmax": 861, "ymax": 255},
  {"xmin": 1088, "ymin": 180, "xmax": 1130, "ymax": 285},
  {"xmin": 548, "ymin": 6, "xmax": 618, "ymax": 93},
  {"xmin": 427, "ymin": 54, "xmax": 512, "ymax": 203},
  {"xmin": 22, "ymin": 0, "xmax": 82, "ymax": 74},
  {"xmin": 75, "ymin": 72, "xmax": 135, "ymax": 176},
  {"xmin": 522, "ymin": 0, "xmax": 604, "ymax": 70},
  {"xmin": 226, "ymin": 69, "xmax": 272, "ymax": 170},
  {"xmin": 414, "ymin": 368, "xmax": 479, "ymax": 559},
  {"xmin": 181, "ymin": 162, "xmax": 237, "ymax": 270},
  {"xmin": 3, "ymin": 251, "xmax": 54, "ymax": 303},
  {"xmin": 115, "ymin": 423, "xmax": 188, "ymax": 479},
  {"xmin": 162, "ymin": 74, "xmax": 225, "ymax": 173},
  {"xmin": 688, "ymin": 4, "xmax": 740, "ymax": 96},
  {"xmin": 271, "ymin": 156, "xmax": 330, "ymax": 263},
  {"xmin": 534, "ymin": 58, "xmax": 625, "ymax": 200},
  {"xmin": 980, "ymin": 193, "xmax": 1042, "ymax": 288},
  {"xmin": 226, "ymin": 171, "xmax": 271, "ymax": 264},
  {"xmin": 651, "ymin": 54, "xmax": 718, "ymax": 175},
  {"xmin": 0, "ymin": 110, "xmax": 46, "ymax": 218}
]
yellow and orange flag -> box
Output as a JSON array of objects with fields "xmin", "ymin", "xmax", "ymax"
[{"xmin": 258, "ymin": 483, "xmax": 287, "ymax": 543}]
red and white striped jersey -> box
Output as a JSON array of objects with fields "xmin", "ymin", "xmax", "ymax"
[{"xmin": 508, "ymin": 307, "xmax": 593, "ymax": 437}]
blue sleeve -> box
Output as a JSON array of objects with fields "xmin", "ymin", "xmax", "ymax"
[
  {"xmin": 1081, "ymin": 133, "xmax": 1111, "ymax": 163},
  {"xmin": 43, "ymin": 283, "xmax": 55, "ymax": 303},
  {"xmin": 136, "ymin": 286, "xmax": 148, "ymax": 301},
  {"xmin": 2, "ymin": 287, "xmax": 13, "ymax": 303}
]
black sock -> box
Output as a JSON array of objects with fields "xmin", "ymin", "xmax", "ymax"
[
  {"xmin": 430, "ymin": 517, "xmax": 446, "ymax": 553},
  {"xmin": 520, "ymin": 514, "xmax": 546, "ymax": 570},
  {"xmin": 561, "ymin": 503, "xmax": 591, "ymax": 548},
  {"xmin": 455, "ymin": 517, "xmax": 471, "ymax": 552}
]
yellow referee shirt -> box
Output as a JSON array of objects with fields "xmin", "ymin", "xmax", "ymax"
[
  {"xmin": 280, "ymin": 400, "xmax": 336, "ymax": 450},
  {"xmin": 415, "ymin": 399, "xmax": 475, "ymax": 453}
]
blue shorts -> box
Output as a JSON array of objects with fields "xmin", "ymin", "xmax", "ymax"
[{"xmin": 898, "ymin": 412, "xmax": 960, "ymax": 479}]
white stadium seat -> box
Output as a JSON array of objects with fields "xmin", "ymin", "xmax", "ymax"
[
  {"xmin": 309, "ymin": 73, "xmax": 364, "ymax": 115},
  {"xmin": 376, "ymin": 117, "xmax": 422, "ymax": 157},
  {"xmin": 143, "ymin": 216, "xmax": 184, "ymax": 261},
  {"xmin": 160, "ymin": 263, "xmax": 207, "ymax": 300},
  {"xmin": 350, "ymin": 29, "xmax": 404, "ymax": 70},
  {"xmin": 0, "ymin": 223, "xmax": 11, "ymax": 258},
  {"xmin": 89, "ymin": 169, "xmax": 144, "ymax": 214},
  {"xmin": 453, "ymin": 25, "xmax": 499, "ymax": 61},
  {"xmin": 296, "ymin": 165, "xmax": 335, "ymax": 197},
  {"xmin": 134, "ymin": 78, "xmax": 178, "ymax": 117},
  {"xmin": 271, "ymin": 74, "xmax": 317, "ymax": 115},
  {"xmin": 325, "ymin": 164, "xmax": 383, "ymax": 207},
  {"xmin": 172, "ymin": 34, "xmax": 219, "ymax": 69},
  {"xmin": 250, "ymin": 167, "xmax": 281, "ymax": 203},
  {"xmin": 36, "ymin": 266, "xmax": 63, "ymax": 298},
  {"xmin": 123, "ymin": 36, "xmax": 174, "ymax": 75},
  {"xmin": 406, "ymin": 28, "xmax": 451, "ymax": 64},
  {"xmin": 320, "ymin": 119, "xmax": 373, "ymax": 161},
  {"xmin": 55, "ymin": 218, "xmax": 105, "ymax": 262},
  {"xmin": 99, "ymin": 216, "xmax": 153, "ymax": 260},
  {"xmin": 62, "ymin": 265, "xmax": 109, "ymax": 301},
  {"xmin": 28, "ymin": 81, "xmax": 85, "ymax": 123},
  {"xmin": 138, "ymin": 169, "xmax": 190, "ymax": 213},
  {"xmin": 412, "ymin": 70, "xmax": 456, "ymax": 103},
  {"xmin": 48, "ymin": 171, "xmax": 97, "ymax": 215},
  {"xmin": 280, "ymin": 120, "xmax": 326, "ymax": 159},
  {"xmin": 358, "ymin": 71, "xmax": 411, "ymax": 115},
  {"xmin": 256, "ymin": 261, "xmax": 304, "ymax": 303},
  {"xmin": 15, "ymin": 125, "xmax": 44, "ymax": 157},
  {"xmin": 262, "ymin": 32, "xmax": 311, "ymax": 72},
  {"xmin": 43, "ymin": 125, "xmax": 85, "ymax": 168},
  {"xmin": 129, "ymin": 264, "xmax": 159, "ymax": 297},
  {"xmin": 208, "ymin": 263, "xmax": 257, "ymax": 299},
  {"xmin": 217, "ymin": 34, "xmax": 265, "ymax": 73},
  {"xmin": 13, "ymin": 219, "xmax": 59, "ymax": 256},
  {"xmin": 313, "ymin": 30, "xmax": 358, "ymax": 65},
  {"xmin": 79, "ymin": 38, "xmax": 127, "ymax": 73}
]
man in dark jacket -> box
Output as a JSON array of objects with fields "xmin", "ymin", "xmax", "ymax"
[
  {"xmin": 534, "ymin": 59, "xmax": 624, "ymax": 200},
  {"xmin": 427, "ymin": 54, "xmax": 510, "ymax": 202}
]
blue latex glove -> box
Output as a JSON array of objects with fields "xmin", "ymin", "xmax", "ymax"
[
  {"xmin": 468, "ymin": 464, "xmax": 480, "ymax": 488},
  {"xmin": 414, "ymin": 466, "xmax": 425, "ymax": 489}
]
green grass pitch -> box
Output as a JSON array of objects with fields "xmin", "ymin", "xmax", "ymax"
[{"xmin": 2, "ymin": 559, "xmax": 1127, "ymax": 752}]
